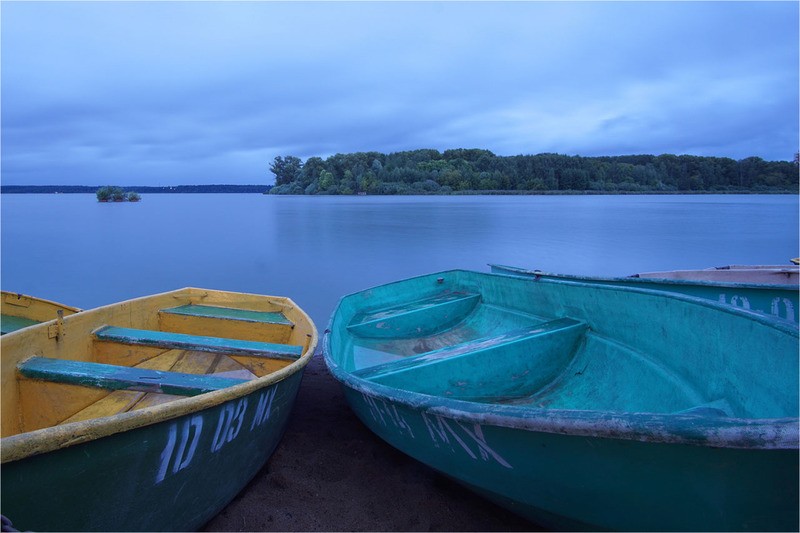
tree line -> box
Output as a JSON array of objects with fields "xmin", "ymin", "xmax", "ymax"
[
  {"xmin": 269, "ymin": 149, "xmax": 799, "ymax": 195},
  {"xmin": 1, "ymin": 185, "xmax": 267, "ymax": 194}
]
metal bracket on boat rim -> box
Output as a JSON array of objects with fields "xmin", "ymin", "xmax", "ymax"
[{"xmin": 48, "ymin": 310, "xmax": 65, "ymax": 341}]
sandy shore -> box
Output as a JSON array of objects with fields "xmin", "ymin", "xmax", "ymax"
[{"xmin": 202, "ymin": 352, "xmax": 540, "ymax": 532}]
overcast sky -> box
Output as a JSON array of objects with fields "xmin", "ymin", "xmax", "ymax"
[{"xmin": 2, "ymin": 1, "xmax": 797, "ymax": 186}]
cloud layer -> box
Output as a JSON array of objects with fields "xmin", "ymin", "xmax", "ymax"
[{"xmin": 2, "ymin": 1, "xmax": 797, "ymax": 185}]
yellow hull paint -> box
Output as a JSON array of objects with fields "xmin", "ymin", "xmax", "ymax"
[
  {"xmin": 1, "ymin": 291, "xmax": 81, "ymax": 328},
  {"xmin": 1, "ymin": 287, "xmax": 317, "ymax": 463}
]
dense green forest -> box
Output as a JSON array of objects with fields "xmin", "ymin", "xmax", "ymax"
[{"xmin": 269, "ymin": 150, "xmax": 799, "ymax": 195}]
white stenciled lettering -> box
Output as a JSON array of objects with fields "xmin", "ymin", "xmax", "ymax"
[
  {"xmin": 361, "ymin": 393, "xmax": 414, "ymax": 438},
  {"xmin": 729, "ymin": 295, "xmax": 751, "ymax": 309},
  {"xmin": 227, "ymin": 398, "xmax": 248, "ymax": 441},
  {"xmin": 422, "ymin": 412, "xmax": 450, "ymax": 446},
  {"xmin": 363, "ymin": 394, "xmax": 387, "ymax": 426},
  {"xmin": 211, "ymin": 398, "xmax": 248, "ymax": 452},
  {"xmin": 174, "ymin": 416, "xmax": 203, "ymax": 472},
  {"xmin": 771, "ymin": 297, "xmax": 796, "ymax": 322},
  {"xmin": 155, "ymin": 415, "xmax": 203, "ymax": 484},
  {"xmin": 251, "ymin": 388, "xmax": 277, "ymax": 430},
  {"xmin": 456, "ymin": 421, "xmax": 512, "ymax": 468},
  {"xmin": 422, "ymin": 413, "xmax": 511, "ymax": 468},
  {"xmin": 211, "ymin": 403, "xmax": 235, "ymax": 452},
  {"xmin": 155, "ymin": 424, "xmax": 177, "ymax": 484}
]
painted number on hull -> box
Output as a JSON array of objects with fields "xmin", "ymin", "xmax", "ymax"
[
  {"xmin": 718, "ymin": 293, "xmax": 796, "ymax": 322},
  {"xmin": 211, "ymin": 398, "xmax": 249, "ymax": 452},
  {"xmin": 422, "ymin": 413, "xmax": 512, "ymax": 469},
  {"xmin": 771, "ymin": 297, "xmax": 796, "ymax": 322},
  {"xmin": 156, "ymin": 415, "xmax": 203, "ymax": 484},
  {"xmin": 360, "ymin": 392, "xmax": 512, "ymax": 469},
  {"xmin": 362, "ymin": 393, "xmax": 415, "ymax": 438},
  {"xmin": 154, "ymin": 387, "xmax": 280, "ymax": 484}
]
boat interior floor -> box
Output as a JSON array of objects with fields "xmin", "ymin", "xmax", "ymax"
[
  {"xmin": 347, "ymin": 293, "xmax": 711, "ymax": 415},
  {"xmin": 1, "ymin": 314, "xmax": 39, "ymax": 335},
  {"xmin": 12, "ymin": 303, "xmax": 303, "ymax": 435}
]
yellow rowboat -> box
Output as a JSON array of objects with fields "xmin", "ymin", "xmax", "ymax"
[
  {"xmin": 1, "ymin": 288, "xmax": 317, "ymax": 531},
  {"xmin": 1, "ymin": 291, "xmax": 81, "ymax": 334}
]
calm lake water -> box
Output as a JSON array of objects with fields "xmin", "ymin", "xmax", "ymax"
[{"xmin": 1, "ymin": 194, "xmax": 797, "ymax": 327}]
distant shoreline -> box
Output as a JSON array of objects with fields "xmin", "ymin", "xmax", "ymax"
[
  {"xmin": 1, "ymin": 185, "xmax": 795, "ymax": 195},
  {"xmin": 0, "ymin": 185, "xmax": 269, "ymax": 194}
]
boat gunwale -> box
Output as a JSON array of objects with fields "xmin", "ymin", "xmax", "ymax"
[
  {"xmin": 488, "ymin": 263, "xmax": 800, "ymax": 290},
  {"xmin": 322, "ymin": 270, "xmax": 800, "ymax": 450},
  {"xmin": 1, "ymin": 291, "xmax": 83, "ymax": 315},
  {"xmin": 0, "ymin": 287, "xmax": 318, "ymax": 464}
]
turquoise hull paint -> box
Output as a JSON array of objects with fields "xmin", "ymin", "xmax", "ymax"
[
  {"xmin": 490, "ymin": 264, "xmax": 799, "ymax": 324},
  {"xmin": 323, "ymin": 270, "xmax": 799, "ymax": 531},
  {"xmin": 1, "ymin": 371, "xmax": 302, "ymax": 532}
]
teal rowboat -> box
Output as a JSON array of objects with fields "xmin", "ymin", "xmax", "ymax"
[
  {"xmin": 1, "ymin": 288, "xmax": 317, "ymax": 531},
  {"xmin": 323, "ymin": 270, "xmax": 799, "ymax": 531},
  {"xmin": 490, "ymin": 264, "xmax": 799, "ymax": 324}
]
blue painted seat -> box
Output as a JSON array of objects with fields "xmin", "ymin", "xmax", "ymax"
[
  {"xmin": 353, "ymin": 317, "xmax": 588, "ymax": 399},
  {"xmin": 160, "ymin": 304, "xmax": 293, "ymax": 326},
  {"xmin": 94, "ymin": 326, "xmax": 302, "ymax": 361},
  {"xmin": 347, "ymin": 291, "xmax": 481, "ymax": 339},
  {"xmin": 17, "ymin": 356, "xmax": 248, "ymax": 396}
]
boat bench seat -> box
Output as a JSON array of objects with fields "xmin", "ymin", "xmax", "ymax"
[
  {"xmin": 158, "ymin": 304, "xmax": 295, "ymax": 344},
  {"xmin": 347, "ymin": 291, "xmax": 481, "ymax": 339},
  {"xmin": 94, "ymin": 326, "xmax": 303, "ymax": 361},
  {"xmin": 353, "ymin": 317, "xmax": 588, "ymax": 398},
  {"xmin": 160, "ymin": 304, "xmax": 294, "ymax": 326},
  {"xmin": 17, "ymin": 356, "xmax": 249, "ymax": 396}
]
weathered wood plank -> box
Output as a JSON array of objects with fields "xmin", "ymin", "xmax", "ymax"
[
  {"xmin": 18, "ymin": 379, "xmax": 108, "ymax": 432},
  {"xmin": 59, "ymin": 390, "xmax": 145, "ymax": 425}
]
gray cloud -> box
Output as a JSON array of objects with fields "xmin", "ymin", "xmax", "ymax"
[{"xmin": 2, "ymin": 1, "xmax": 797, "ymax": 186}]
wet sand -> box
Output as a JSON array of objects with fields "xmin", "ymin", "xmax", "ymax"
[{"xmin": 203, "ymin": 353, "xmax": 540, "ymax": 532}]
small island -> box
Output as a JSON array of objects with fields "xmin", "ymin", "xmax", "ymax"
[{"xmin": 96, "ymin": 186, "xmax": 141, "ymax": 202}]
